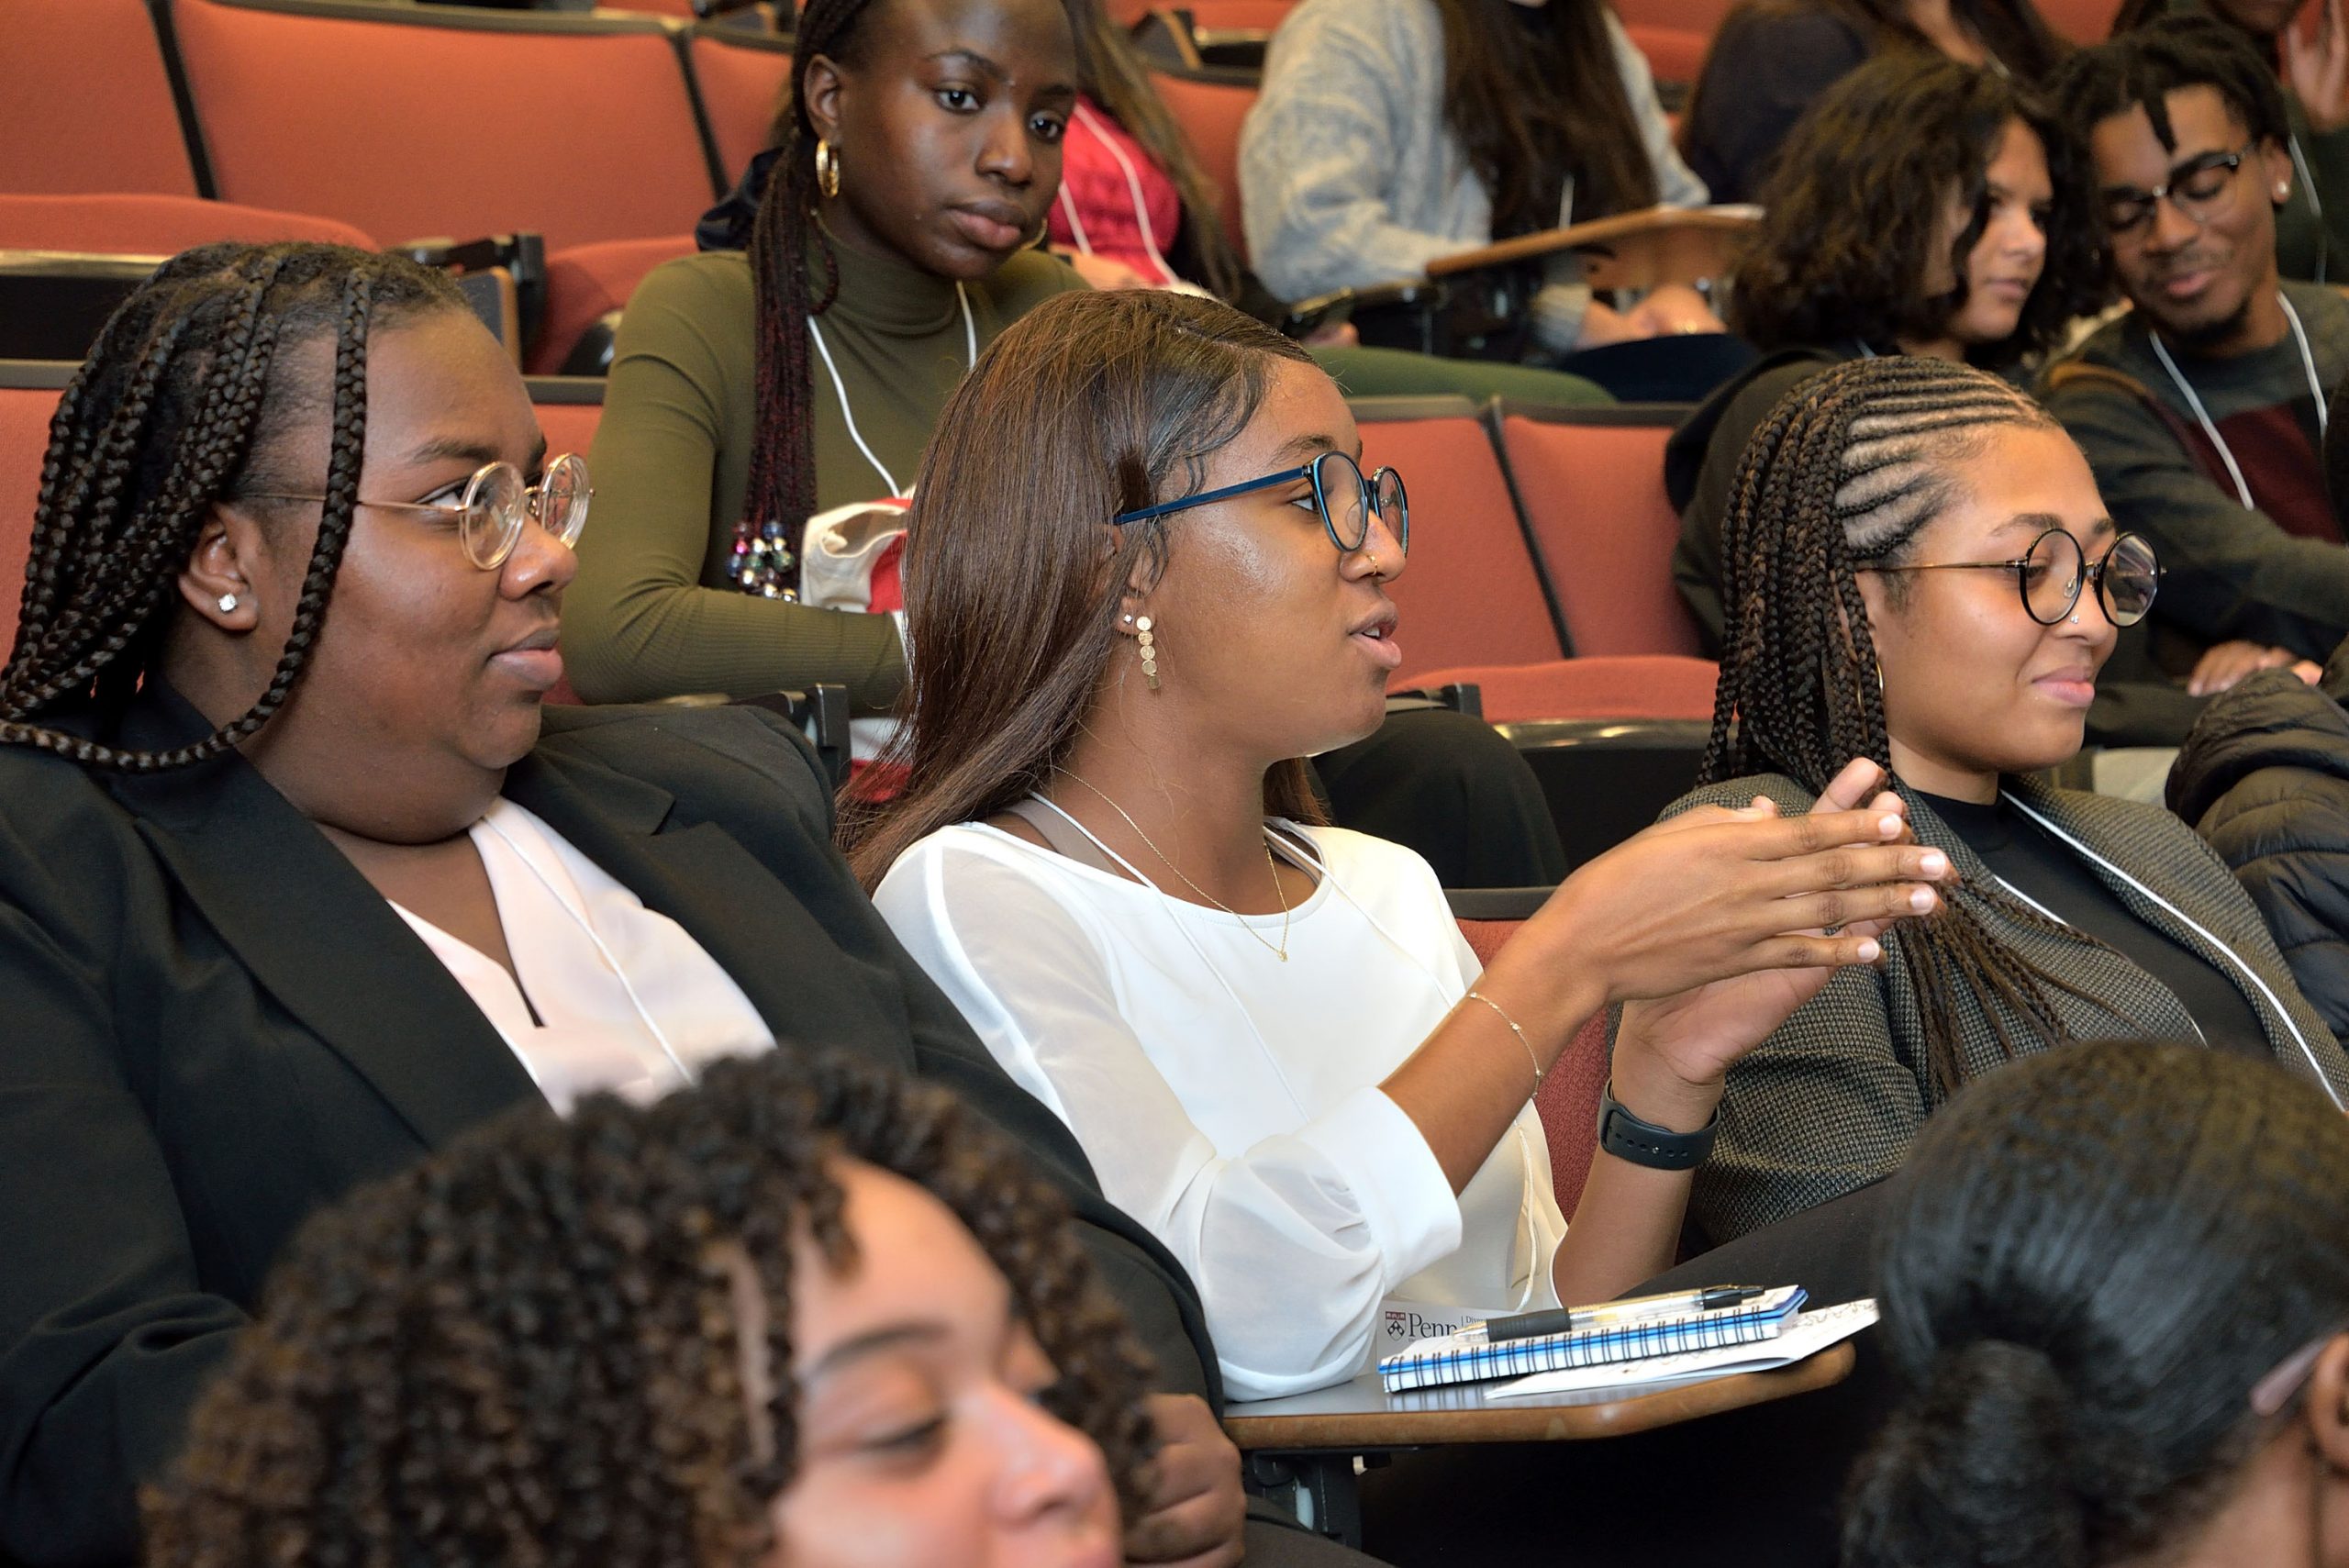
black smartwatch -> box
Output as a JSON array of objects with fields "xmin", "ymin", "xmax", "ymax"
[{"xmin": 1595, "ymin": 1080, "xmax": 1720, "ymax": 1171}]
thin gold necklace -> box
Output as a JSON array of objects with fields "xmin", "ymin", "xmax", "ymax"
[{"xmin": 1057, "ymin": 773, "xmax": 1293, "ymax": 962}]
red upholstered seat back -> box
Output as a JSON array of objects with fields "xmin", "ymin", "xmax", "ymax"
[
  {"xmin": 1148, "ymin": 70, "xmax": 1255, "ymax": 264},
  {"xmin": 1410, "ymin": 656, "xmax": 1719, "ymax": 725},
  {"xmin": 531, "ymin": 391, "xmax": 607, "ymax": 467},
  {"xmin": 1455, "ymin": 917, "xmax": 1611, "ymax": 1218},
  {"xmin": 1611, "ymin": 0, "xmax": 1738, "ymax": 36},
  {"xmin": 532, "ymin": 236, "xmax": 697, "ymax": 374},
  {"xmin": 2036, "ymin": 0, "xmax": 2121, "ymax": 40},
  {"xmin": 167, "ymin": 0, "xmax": 718, "ymax": 252},
  {"xmin": 1355, "ymin": 403, "xmax": 1564, "ymax": 684},
  {"xmin": 0, "ymin": 194, "xmax": 377, "ymax": 257},
  {"xmin": 0, "ymin": 0, "xmax": 199, "ymax": 198},
  {"xmin": 0, "ymin": 382, "xmax": 66, "ymax": 659},
  {"xmin": 1499, "ymin": 411, "xmax": 1703, "ymax": 658},
  {"xmin": 1623, "ymin": 22, "xmax": 1706, "ymax": 83},
  {"xmin": 689, "ymin": 30, "xmax": 794, "ymax": 186}
]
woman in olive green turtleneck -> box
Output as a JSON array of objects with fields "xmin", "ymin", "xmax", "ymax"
[{"xmin": 567, "ymin": 0, "xmax": 1084, "ymax": 711}]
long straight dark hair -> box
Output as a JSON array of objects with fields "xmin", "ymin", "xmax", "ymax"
[
  {"xmin": 1063, "ymin": 0, "xmax": 1245, "ymax": 300},
  {"xmin": 1432, "ymin": 0, "xmax": 1659, "ymax": 236},
  {"xmin": 843, "ymin": 289, "xmax": 1321, "ymax": 888}
]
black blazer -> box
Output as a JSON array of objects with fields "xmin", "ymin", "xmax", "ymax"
[{"xmin": 0, "ymin": 693, "xmax": 1217, "ymax": 1567}]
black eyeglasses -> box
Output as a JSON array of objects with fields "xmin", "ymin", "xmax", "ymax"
[
  {"xmin": 2099, "ymin": 140, "xmax": 2261, "ymax": 237},
  {"xmin": 1860, "ymin": 528, "xmax": 2164, "ymax": 627},
  {"xmin": 1112, "ymin": 450, "xmax": 1409, "ymax": 557}
]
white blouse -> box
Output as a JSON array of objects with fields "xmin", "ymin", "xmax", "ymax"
[
  {"xmin": 873, "ymin": 818, "xmax": 1566, "ymax": 1400},
  {"xmin": 392, "ymin": 798, "xmax": 774, "ymax": 1116}
]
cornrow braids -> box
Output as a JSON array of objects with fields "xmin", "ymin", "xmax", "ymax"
[
  {"xmin": 142, "ymin": 1047, "xmax": 1161, "ymax": 1568},
  {"xmin": 1703, "ymin": 354, "xmax": 2130, "ymax": 1095},
  {"xmin": 735, "ymin": 0, "xmax": 886, "ymax": 599},
  {"xmin": 2051, "ymin": 13, "xmax": 2291, "ymax": 159},
  {"xmin": 0, "ymin": 240, "xmax": 467, "ymax": 773}
]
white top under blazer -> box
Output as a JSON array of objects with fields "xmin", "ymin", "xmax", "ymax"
[
  {"xmin": 391, "ymin": 798, "xmax": 774, "ymax": 1116},
  {"xmin": 874, "ymin": 819, "xmax": 1567, "ymax": 1400}
]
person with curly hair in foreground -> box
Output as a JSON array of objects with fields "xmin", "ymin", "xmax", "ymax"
[{"xmin": 143, "ymin": 1046, "xmax": 1159, "ymax": 1568}]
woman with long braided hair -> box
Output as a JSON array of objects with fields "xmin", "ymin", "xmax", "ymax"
[
  {"xmin": 1671, "ymin": 352, "xmax": 2349, "ymax": 1247},
  {"xmin": 568, "ymin": 0, "xmax": 1085, "ymax": 711},
  {"xmin": 0, "ymin": 241, "xmax": 1278, "ymax": 1568},
  {"xmin": 145, "ymin": 1046, "xmax": 1150, "ymax": 1568}
]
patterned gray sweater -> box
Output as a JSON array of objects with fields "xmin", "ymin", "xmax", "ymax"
[
  {"xmin": 1661, "ymin": 773, "xmax": 2349, "ymax": 1244},
  {"xmin": 1238, "ymin": 0, "xmax": 1708, "ymax": 354}
]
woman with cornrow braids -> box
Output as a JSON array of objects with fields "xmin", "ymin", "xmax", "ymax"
[
  {"xmin": 0, "ymin": 241, "xmax": 1327, "ymax": 1568},
  {"xmin": 146, "ymin": 1047, "xmax": 1151, "ymax": 1568},
  {"xmin": 1666, "ymin": 351, "xmax": 2349, "ymax": 1248}
]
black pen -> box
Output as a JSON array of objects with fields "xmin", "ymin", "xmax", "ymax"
[{"xmin": 1464, "ymin": 1284, "xmax": 1771, "ymax": 1343}]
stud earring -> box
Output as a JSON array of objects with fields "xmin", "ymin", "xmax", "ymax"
[
  {"xmin": 1136, "ymin": 615, "xmax": 1160, "ymax": 691},
  {"xmin": 815, "ymin": 139, "xmax": 842, "ymax": 200},
  {"xmin": 2278, "ymin": 183, "xmax": 2292, "ymax": 200},
  {"xmin": 217, "ymin": 593, "xmax": 239, "ymax": 614}
]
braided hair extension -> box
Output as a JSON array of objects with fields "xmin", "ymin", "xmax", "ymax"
[
  {"xmin": 737, "ymin": 0, "xmax": 886, "ymax": 600},
  {"xmin": 143, "ymin": 1047, "xmax": 1160, "ymax": 1568},
  {"xmin": 0, "ymin": 241, "xmax": 467, "ymax": 773},
  {"xmin": 1702, "ymin": 354, "xmax": 2128, "ymax": 1095}
]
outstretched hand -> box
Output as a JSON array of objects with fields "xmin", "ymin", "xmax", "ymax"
[
  {"xmin": 1536, "ymin": 758, "xmax": 1949, "ymax": 1010},
  {"xmin": 1608, "ymin": 761, "xmax": 1946, "ymax": 1127}
]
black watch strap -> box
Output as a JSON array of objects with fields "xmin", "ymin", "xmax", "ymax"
[{"xmin": 1595, "ymin": 1080, "xmax": 1719, "ymax": 1171}]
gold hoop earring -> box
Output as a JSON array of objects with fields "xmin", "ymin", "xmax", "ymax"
[
  {"xmin": 1136, "ymin": 615, "xmax": 1160, "ymax": 692},
  {"xmin": 815, "ymin": 139, "xmax": 841, "ymax": 200},
  {"xmin": 1874, "ymin": 654, "xmax": 1886, "ymax": 695}
]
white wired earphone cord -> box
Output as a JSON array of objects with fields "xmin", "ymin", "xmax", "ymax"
[
  {"xmin": 2149, "ymin": 289, "xmax": 2328, "ymax": 510},
  {"xmin": 1027, "ymin": 795, "xmax": 1547, "ymax": 1309},
  {"xmin": 807, "ymin": 282, "xmax": 977, "ymax": 498}
]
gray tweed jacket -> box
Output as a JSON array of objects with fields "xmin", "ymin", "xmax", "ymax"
[{"xmin": 1664, "ymin": 773, "xmax": 2349, "ymax": 1244}]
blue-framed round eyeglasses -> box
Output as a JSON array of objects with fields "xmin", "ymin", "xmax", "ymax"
[{"xmin": 1112, "ymin": 449, "xmax": 1409, "ymax": 557}]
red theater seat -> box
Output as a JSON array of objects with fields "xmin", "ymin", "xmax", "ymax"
[
  {"xmin": 532, "ymin": 236, "xmax": 697, "ymax": 374},
  {"xmin": 1410, "ymin": 656, "xmax": 1719, "ymax": 723},
  {"xmin": 1353, "ymin": 397, "xmax": 1568, "ymax": 685},
  {"xmin": 166, "ymin": 0, "xmax": 721, "ymax": 254},
  {"xmin": 1494, "ymin": 404, "xmax": 1705, "ymax": 659},
  {"xmin": 0, "ymin": 0, "xmax": 199, "ymax": 198},
  {"xmin": 0, "ymin": 194, "xmax": 377, "ymax": 258},
  {"xmin": 1149, "ymin": 67, "xmax": 1256, "ymax": 264},
  {"xmin": 688, "ymin": 27, "xmax": 794, "ymax": 186},
  {"xmin": 0, "ymin": 368, "xmax": 69, "ymax": 658}
]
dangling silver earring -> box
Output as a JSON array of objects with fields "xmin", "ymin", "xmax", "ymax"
[
  {"xmin": 1136, "ymin": 615, "xmax": 1160, "ymax": 691},
  {"xmin": 217, "ymin": 593, "xmax": 239, "ymax": 614}
]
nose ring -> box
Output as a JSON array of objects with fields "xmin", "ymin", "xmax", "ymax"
[{"xmin": 1364, "ymin": 551, "xmax": 1381, "ymax": 574}]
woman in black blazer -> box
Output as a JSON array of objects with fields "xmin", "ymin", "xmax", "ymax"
[{"xmin": 0, "ymin": 243, "xmax": 1304, "ymax": 1568}]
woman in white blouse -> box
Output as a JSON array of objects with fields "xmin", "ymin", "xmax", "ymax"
[{"xmin": 851, "ymin": 288, "xmax": 1953, "ymax": 1400}]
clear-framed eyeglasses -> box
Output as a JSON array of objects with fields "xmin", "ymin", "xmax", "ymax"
[
  {"xmin": 246, "ymin": 452, "xmax": 591, "ymax": 571},
  {"xmin": 1111, "ymin": 449, "xmax": 1409, "ymax": 558},
  {"xmin": 1860, "ymin": 528, "xmax": 2164, "ymax": 628}
]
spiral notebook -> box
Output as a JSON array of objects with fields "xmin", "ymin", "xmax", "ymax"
[{"xmin": 1376, "ymin": 1284, "xmax": 1808, "ymax": 1392}]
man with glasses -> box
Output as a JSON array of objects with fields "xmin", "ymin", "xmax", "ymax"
[{"xmin": 2044, "ymin": 16, "xmax": 2349, "ymax": 703}]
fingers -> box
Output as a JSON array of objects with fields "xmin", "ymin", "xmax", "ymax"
[
  {"xmin": 1745, "ymin": 932, "xmax": 1888, "ymax": 972},
  {"xmin": 1736, "ymin": 804, "xmax": 1912, "ymax": 860},
  {"xmin": 1763, "ymin": 840, "xmax": 1950, "ymax": 897},
  {"xmin": 1785, "ymin": 878, "xmax": 1943, "ymax": 936},
  {"xmin": 1812, "ymin": 757, "xmax": 1887, "ymax": 813}
]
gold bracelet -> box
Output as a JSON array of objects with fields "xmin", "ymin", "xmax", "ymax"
[{"xmin": 1465, "ymin": 989, "xmax": 1542, "ymax": 1092}]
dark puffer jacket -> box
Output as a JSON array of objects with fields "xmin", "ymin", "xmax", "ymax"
[{"xmin": 2169, "ymin": 645, "xmax": 2349, "ymax": 1039}]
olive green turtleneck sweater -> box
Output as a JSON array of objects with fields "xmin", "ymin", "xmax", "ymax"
[{"xmin": 567, "ymin": 237, "xmax": 1083, "ymax": 710}]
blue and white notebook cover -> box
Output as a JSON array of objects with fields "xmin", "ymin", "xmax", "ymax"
[{"xmin": 1376, "ymin": 1284, "xmax": 1809, "ymax": 1392}]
